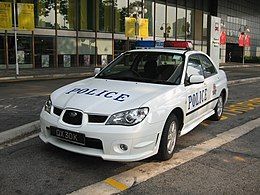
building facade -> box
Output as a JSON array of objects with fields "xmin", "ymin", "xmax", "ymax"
[{"xmin": 0, "ymin": 0, "xmax": 259, "ymax": 70}]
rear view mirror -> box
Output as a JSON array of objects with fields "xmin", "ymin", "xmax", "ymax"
[
  {"xmin": 94, "ymin": 68, "xmax": 101, "ymax": 75},
  {"xmin": 189, "ymin": 75, "xmax": 204, "ymax": 84}
]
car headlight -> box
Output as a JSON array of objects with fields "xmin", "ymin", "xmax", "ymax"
[
  {"xmin": 106, "ymin": 107, "xmax": 149, "ymax": 126},
  {"xmin": 44, "ymin": 97, "xmax": 52, "ymax": 114}
]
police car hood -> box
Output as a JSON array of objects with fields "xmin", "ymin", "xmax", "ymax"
[{"xmin": 51, "ymin": 77, "xmax": 176, "ymax": 115}]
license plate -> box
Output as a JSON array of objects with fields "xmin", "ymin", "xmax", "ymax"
[{"xmin": 50, "ymin": 127, "xmax": 85, "ymax": 146}]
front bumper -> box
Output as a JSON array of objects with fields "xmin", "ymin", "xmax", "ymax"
[{"xmin": 39, "ymin": 109, "xmax": 163, "ymax": 162}]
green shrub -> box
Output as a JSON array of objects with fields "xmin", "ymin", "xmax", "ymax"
[{"xmin": 244, "ymin": 56, "xmax": 260, "ymax": 63}]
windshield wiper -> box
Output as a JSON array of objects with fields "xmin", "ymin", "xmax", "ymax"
[{"xmin": 96, "ymin": 75, "xmax": 176, "ymax": 85}]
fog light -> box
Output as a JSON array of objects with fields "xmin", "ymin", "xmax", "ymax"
[{"xmin": 119, "ymin": 144, "xmax": 128, "ymax": 151}]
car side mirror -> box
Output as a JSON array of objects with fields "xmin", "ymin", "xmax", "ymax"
[
  {"xmin": 189, "ymin": 75, "xmax": 205, "ymax": 84},
  {"xmin": 94, "ymin": 68, "xmax": 101, "ymax": 75}
]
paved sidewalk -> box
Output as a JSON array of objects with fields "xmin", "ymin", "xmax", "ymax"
[
  {"xmin": 0, "ymin": 67, "xmax": 96, "ymax": 82},
  {"xmin": 220, "ymin": 62, "xmax": 260, "ymax": 68}
]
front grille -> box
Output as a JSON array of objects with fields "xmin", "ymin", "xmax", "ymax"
[
  {"xmin": 62, "ymin": 110, "xmax": 82, "ymax": 125},
  {"xmin": 88, "ymin": 115, "xmax": 108, "ymax": 123},
  {"xmin": 53, "ymin": 107, "xmax": 63, "ymax": 116}
]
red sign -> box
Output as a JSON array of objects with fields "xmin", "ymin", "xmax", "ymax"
[
  {"xmin": 238, "ymin": 33, "xmax": 245, "ymax": 47},
  {"xmin": 220, "ymin": 31, "xmax": 226, "ymax": 45},
  {"xmin": 244, "ymin": 35, "xmax": 250, "ymax": 47}
]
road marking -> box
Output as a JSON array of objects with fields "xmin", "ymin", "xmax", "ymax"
[
  {"xmin": 201, "ymin": 122, "xmax": 209, "ymax": 126},
  {"xmin": 220, "ymin": 115, "xmax": 228, "ymax": 120},
  {"xmin": 104, "ymin": 178, "xmax": 128, "ymax": 191},
  {"xmin": 201, "ymin": 97, "xmax": 260, "ymax": 126},
  {"xmin": 69, "ymin": 118, "xmax": 260, "ymax": 195},
  {"xmin": 233, "ymin": 156, "xmax": 246, "ymax": 162},
  {"xmin": 4, "ymin": 105, "xmax": 11, "ymax": 109},
  {"xmin": 223, "ymin": 111, "xmax": 236, "ymax": 116}
]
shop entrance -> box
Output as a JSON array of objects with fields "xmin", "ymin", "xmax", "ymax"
[{"xmin": 226, "ymin": 43, "xmax": 243, "ymax": 62}]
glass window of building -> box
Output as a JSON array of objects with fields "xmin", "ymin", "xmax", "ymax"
[
  {"xmin": 186, "ymin": 0, "xmax": 194, "ymax": 9},
  {"xmin": 114, "ymin": 39, "xmax": 128, "ymax": 57},
  {"xmin": 96, "ymin": 39, "xmax": 112, "ymax": 66},
  {"xmin": 35, "ymin": 0, "xmax": 55, "ymax": 28},
  {"xmin": 79, "ymin": 0, "xmax": 95, "ymax": 31},
  {"xmin": 114, "ymin": 0, "xmax": 128, "ymax": 33},
  {"xmin": 144, "ymin": 0, "xmax": 154, "ymax": 36},
  {"xmin": 35, "ymin": 36, "xmax": 55, "ymax": 68},
  {"xmin": 98, "ymin": 0, "xmax": 113, "ymax": 32},
  {"xmin": 203, "ymin": 13, "xmax": 208, "ymax": 40},
  {"xmin": 56, "ymin": 0, "xmax": 76, "ymax": 30},
  {"xmin": 167, "ymin": 4, "xmax": 176, "ymax": 39},
  {"xmin": 195, "ymin": 0, "xmax": 203, "ymax": 10},
  {"xmin": 57, "ymin": 37, "xmax": 76, "ymax": 67},
  {"xmin": 202, "ymin": 13, "xmax": 208, "ymax": 53},
  {"xmin": 186, "ymin": 9, "xmax": 194, "ymax": 40},
  {"xmin": 177, "ymin": 7, "xmax": 186, "ymax": 40},
  {"xmin": 78, "ymin": 38, "xmax": 95, "ymax": 67},
  {"xmin": 8, "ymin": 36, "xmax": 32, "ymax": 69},
  {"xmin": 155, "ymin": 3, "xmax": 165, "ymax": 38}
]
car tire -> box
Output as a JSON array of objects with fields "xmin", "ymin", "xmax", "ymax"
[
  {"xmin": 157, "ymin": 114, "xmax": 179, "ymax": 161},
  {"xmin": 210, "ymin": 93, "xmax": 224, "ymax": 121}
]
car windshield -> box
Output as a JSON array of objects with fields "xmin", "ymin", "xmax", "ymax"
[{"xmin": 96, "ymin": 51, "xmax": 185, "ymax": 85}]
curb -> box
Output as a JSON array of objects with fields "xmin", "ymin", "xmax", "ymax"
[
  {"xmin": 220, "ymin": 64, "xmax": 260, "ymax": 68},
  {"xmin": 1, "ymin": 76, "xmax": 260, "ymax": 146},
  {"xmin": 0, "ymin": 120, "xmax": 40, "ymax": 145},
  {"xmin": 0, "ymin": 72, "xmax": 94, "ymax": 83},
  {"xmin": 227, "ymin": 77, "xmax": 260, "ymax": 85}
]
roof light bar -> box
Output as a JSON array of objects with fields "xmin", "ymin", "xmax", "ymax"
[{"xmin": 164, "ymin": 41, "xmax": 193, "ymax": 50}]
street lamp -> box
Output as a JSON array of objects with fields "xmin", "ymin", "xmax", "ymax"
[
  {"xmin": 130, "ymin": 5, "xmax": 147, "ymax": 18},
  {"xmin": 160, "ymin": 23, "xmax": 171, "ymax": 38},
  {"xmin": 239, "ymin": 25, "xmax": 250, "ymax": 65},
  {"xmin": 129, "ymin": 4, "xmax": 147, "ymax": 36}
]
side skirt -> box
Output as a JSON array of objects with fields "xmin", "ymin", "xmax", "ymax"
[{"xmin": 180, "ymin": 110, "xmax": 214, "ymax": 136}]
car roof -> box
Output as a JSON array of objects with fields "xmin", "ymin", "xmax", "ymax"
[{"xmin": 128, "ymin": 48, "xmax": 187, "ymax": 55}]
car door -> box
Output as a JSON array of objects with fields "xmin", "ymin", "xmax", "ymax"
[
  {"xmin": 199, "ymin": 54, "xmax": 219, "ymax": 111},
  {"xmin": 184, "ymin": 54, "xmax": 208, "ymax": 127}
]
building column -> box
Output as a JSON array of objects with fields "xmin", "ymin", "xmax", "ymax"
[
  {"xmin": 54, "ymin": 0, "xmax": 58, "ymax": 68},
  {"xmin": 32, "ymin": 31, "xmax": 35, "ymax": 68},
  {"xmin": 5, "ymin": 30, "xmax": 9, "ymax": 70}
]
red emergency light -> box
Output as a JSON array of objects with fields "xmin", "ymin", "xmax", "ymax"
[{"xmin": 164, "ymin": 41, "xmax": 193, "ymax": 50}]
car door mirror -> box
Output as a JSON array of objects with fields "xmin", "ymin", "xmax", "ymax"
[
  {"xmin": 189, "ymin": 75, "xmax": 205, "ymax": 84},
  {"xmin": 94, "ymin": 68, "xmax": 101, "ymax": 75}
]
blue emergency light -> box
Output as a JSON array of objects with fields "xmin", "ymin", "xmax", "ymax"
[{"xmin": 135, "ymin": 40, "xmax": 155, "ymax": 48}]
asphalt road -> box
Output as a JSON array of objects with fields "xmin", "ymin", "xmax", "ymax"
[
  {"xmin": 0, "ymin": 78, "xmax": 80, "ymax": 132},
  {"xmin": 222, "ymin": 66, "xmax": 260, "ymax": 81},
  {"xmin": 0, "ymin": 81, "xmax": 259, "ymax": 194}
]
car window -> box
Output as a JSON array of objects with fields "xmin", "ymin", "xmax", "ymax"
[
  {"xmin": 199, "ymin": 54, "xmax": 217, "ymax": 78},
  {"xmin": 186, "ymin": 54, "xmax": 204, "ymax": 79},
  {"xmin": 96, "ymin": 51, "xmax": 184, "ymax": 85}
]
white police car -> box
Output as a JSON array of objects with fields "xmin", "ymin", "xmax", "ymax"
[{"xmin": 39, "ymin": 41, "xmax": 228, "ymax": 162}]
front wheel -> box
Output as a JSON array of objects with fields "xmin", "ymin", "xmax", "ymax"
[
  {"xmin": 210, "ymin": 94, "xmax": 224, "ymax": 121},
  {"xmin": 157, "ymin": 114, "xmax": 179, "ymax": 161}
]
